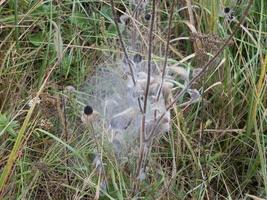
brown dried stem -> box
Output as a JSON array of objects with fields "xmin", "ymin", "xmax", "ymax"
[
  {"xmin": 110, "ymin": 0, "xmax": 136, "ymax": 85},
  {"xmin": 135, "ymin": 0, "xmax": 156, "ymax": 192},
  {"xmin": 156, "ymin": 0, "xmax": 176, "ymax": 101},
  {"xmin": 110, "ymin": 0, "xmax": 143, "ymax": 113}
]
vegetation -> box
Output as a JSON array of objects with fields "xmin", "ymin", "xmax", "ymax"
[{"xmin": 0, "ymin": 0, "xmax": 266, "ymax": 199}]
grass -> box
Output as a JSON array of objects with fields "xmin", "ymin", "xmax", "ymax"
[{"xmin": 0, "ymin": 0, "xmax": 266, "ymax": 199}]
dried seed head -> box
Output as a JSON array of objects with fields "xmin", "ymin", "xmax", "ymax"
[
  {"xmin": 144, "ymin": 13, "xmax": 151, "ymax": 21},
  {"xmin": 133, "ymin": 53, "xmax": 142, "ymax": 63},
  {"xmin": 84, "ymin": 105, "xmax": 93, "ymax": 115},
  {"xmin": 224, "ymin": 7, "xmax": 230, "ymax": 14},
  {"xmin": 222, "ymin": 7, "xmax": 235, "ymax": 22},
  {"xmin": 28, "ymin": 97, "xmax": 41, "ymax": 108}
]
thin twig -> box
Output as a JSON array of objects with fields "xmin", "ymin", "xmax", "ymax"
[
  {"xmin": 101, "ymin": 0, "xmax": 184, "ymax": 58},
  {"xmin": 135, "ymin": 0, "xmax": 156, "ymax": 192},
  {"xmin": 156, "ymin": 0, "xmax": 176, "ymax": 101},
  {"xmin": 145, "ymin": 0, "xmax": 254, "ymax": 143},
  {"xmin": 143, "ymin": 0, "xmax": 156, "ymax": 114},
  {"xmin": 131, "ymin": 1, "xmax": 144, "ymax": 65},
  {"xmin": 110, "ymin": 0, "xmax": 136, "ymax": 85},
  {"xmin": 110, "ymin": 0, "xmax": 144, "ymax": 113}
]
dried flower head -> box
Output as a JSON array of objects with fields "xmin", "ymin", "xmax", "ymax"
[
  {"xmin": 84, "ymin": 105, "xmax": 93, "ymax": 115},
  {"xmin": 224, "ymin": 7, "xmax": 230, "ymax": 14},
  {"xmin": 222, "ymin": 6, "xmax": 235, "ymax": 22},
  {"xmin": 39, "ymin": 118, "xmax": 53, "ymax": 130},
  {"xmin": 28, "ymin": 97, "xmax": 41, "ymax": 108},
  {"xmin": 81, "ymin": 105, "xmax": 99, "ymax": 125},
  {"xmin": 133, "ymin": 53, "xmax": 142, "ymax": 64},
  {"xmin": 144, "ymin": 13, "xmax": 151, "ymax": 21}
]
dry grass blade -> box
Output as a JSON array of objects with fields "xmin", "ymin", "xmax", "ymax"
[
  {"xmin": 52, "ymin": 21, "xmax": 63, "ymax": 63},
  {"xmin": 0, "ymin": 61, "xmax": 59, "ymax": 196}
]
